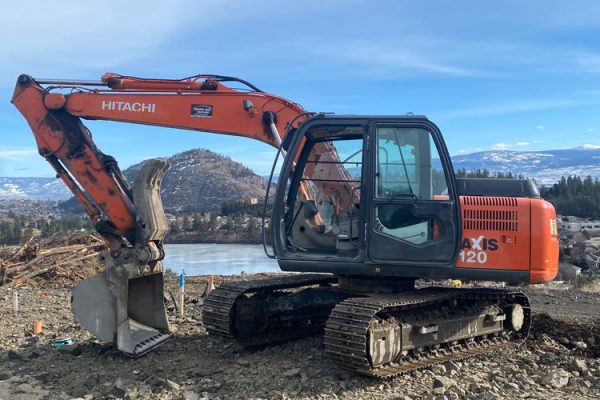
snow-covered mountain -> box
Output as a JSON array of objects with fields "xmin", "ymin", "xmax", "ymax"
[
  {"xmin": 0, "ymin": 177, "xmax": 71, "ymax": 200},
  {"xmin": 3, "ymin": 146, "xmax": 600, "ymax": 201},
  {"xmin": 451, "ymin": 147, "xmax": 600, "ymax": 184}
]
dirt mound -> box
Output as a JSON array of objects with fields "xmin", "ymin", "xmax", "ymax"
[
  {"xmin": 532, "ymin": 313, "xmax": 600, "ymax": 357},
  {"xmin": 0, "ymin": 232, "xmax": 106, "ymax": 288}
]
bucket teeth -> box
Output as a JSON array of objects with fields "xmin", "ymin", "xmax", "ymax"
[{"xmin": 118, "ymin": 319, "xmax": 170, "ymax": 357}]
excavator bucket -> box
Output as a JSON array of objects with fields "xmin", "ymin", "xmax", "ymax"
[{"xmin": 72, "ymin": 159, "xmax": 171, "ymax": 357}]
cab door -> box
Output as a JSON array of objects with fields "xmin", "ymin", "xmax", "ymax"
[{"xmin": 367, "ymin": 119, "xmax": 460, "ymax": 265}]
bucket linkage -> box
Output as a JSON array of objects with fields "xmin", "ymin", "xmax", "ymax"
[{"xmin": 72, "ymin": 159, "xmax": 171, "ymax": 357}]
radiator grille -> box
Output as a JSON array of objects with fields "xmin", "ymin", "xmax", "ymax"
[{"xmin": 461, "ymin": 196, "xmax": 519, "ymax": 232}]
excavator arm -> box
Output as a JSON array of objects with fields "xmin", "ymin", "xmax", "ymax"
[
  {"xmin": 11, "ymin": 73, "xmax": 312, "ymax": 356},
  {"xmin": 12, "ymin": 73, "xmax": 306, "ymax": 239}
]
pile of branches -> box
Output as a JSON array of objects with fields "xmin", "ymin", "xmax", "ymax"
[{"xmin": 0, "ymin": 232, "xmax": 107, "ymax": 288}]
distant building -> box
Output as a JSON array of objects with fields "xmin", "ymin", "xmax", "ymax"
[
  {"xmin": 558, "ymin": 215, "xmax": 600, "ymax": 233},
  {"xmin": 248, "ymin": 198, "xmax": 259, "ymax": 205}
]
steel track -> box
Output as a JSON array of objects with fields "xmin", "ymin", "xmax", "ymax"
[
  {"xmin": 204, "ymin": 277, "xmax": 530, "ymax": 377},
  {"xmin": 324, "ymin": 288, "xmax": 531, "ymax": 378},
  {"xmin": 202, "ymin": 274, "xmax": 338, "ymax": 344}
]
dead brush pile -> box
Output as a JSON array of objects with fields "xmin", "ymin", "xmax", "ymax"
[{"xmin": 0, "ymin": 232, "xmax": 106, "ymax": 288}]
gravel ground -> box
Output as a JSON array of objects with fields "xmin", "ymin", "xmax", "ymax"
[{"xmin": 0, "ymin": 274, "xmax": 599, "ymax": 400}]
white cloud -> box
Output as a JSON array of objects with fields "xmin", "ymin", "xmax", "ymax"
[
  {"xmin": 0, "ymin": 1, "xmax": 212, "ymax": 84},
  {"xmin": 536, "ymin": 125, "xmax": 545, "ymax": 130},
  {"xmin": 441, "ymin": 97, "xmax": 585, "ymax": 119},
  {"xmin": 491, "ymin": 143, "xmax": 511, "ymax": 150},
  {"xmin": 533, "ymin": 140, "xmax": 545, "ymax": 143},
  {"xmin": 582, "ymin": 144, "xmax": 600, "ymax": 149},
  {"xmin": 458, "ymin": 149, "xmax": 467, "ymax": 153},
  {"xmin": 0, "ymin": 147, "xmax": 38, "ymax": 160},
  {"xmin": 305, "ymin": 38, "xmax": 483, "ymax": 78},
  {"xmin": 588, "ymin": 128, "xmax": 597, "ymax": 132},
  {"xmin": 516, "ymin": 141, "xmax": 530, "ymax": 146}
]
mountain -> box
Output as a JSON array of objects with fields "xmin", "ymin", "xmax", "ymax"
[
  {"xmin": 123, "ymin": 149, "xmax": 266, "ymax": 213},
  {"xmin": 450, "ymin": 147, "xmax": 600, "ymax": 185},
  {"xmin": 1, "ymin": 149, "xmax": 266, "ymax": 213},
  {"xmin": 4, "ymin": 146, "xmax": 600, "ymax": 204},
  {"xmin": 0, "ymin": 177, "xmax": 71, "ymax": 201}
]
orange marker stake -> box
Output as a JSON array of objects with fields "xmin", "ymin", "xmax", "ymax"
[
  {"xmin": 33, "ymin": 321, "xmax": 43, "ymax": 335},
  {"xmin": 207, "ymin": 275, "xmax": 215, "ymax": 295}
]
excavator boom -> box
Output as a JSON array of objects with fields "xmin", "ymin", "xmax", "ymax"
[{"xmin": 12, "ymin": 74, "xmax": 305, "ymax": 235}]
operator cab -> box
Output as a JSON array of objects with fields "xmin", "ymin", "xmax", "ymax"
[{"xmin": 271, "ymin": 115, "xmax": 461, "ymax": 278}]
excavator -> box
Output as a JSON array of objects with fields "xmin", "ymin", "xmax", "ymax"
[{"xmin": 11, "ymin": 72, "xmax": 559, "ymax": 377}]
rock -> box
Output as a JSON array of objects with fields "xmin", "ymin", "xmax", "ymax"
[
  {"xmin": 482, "ymin": 393, "xmax": 502, "ymax": 400},
  {"xmin": 183, "ymin": 391, "xmax": 202, "ymax": 400},
  {"xmin": 432, "ymin": 364, "xmax": 447, "ymax": 375},
  {"xmin": 7, "ymin": 350, "xmax": 22, "ymax": 360},
  {"xmin": 557, "ymin": 337, "xmax": 570, "ymax": 345},
  {"xmin": 541, "ymin": 368, "xmax": 570, "ymax": 388},
  {"xmin": 165, "ymin": 379, "xmax": 181, "ymax": 391},
  {"xmin": 539, "ymin": 352, "xmax": 559, "ymax": 365},
  {"xmin": 283, "ymin": 368, "xmax": 301, "ymax": 377},
  {"xmin": 126, "ymin": 388, "xmax": 139, "ymax": 399},
  {"xmin": 108, "ymin": 386, "xmax": 126, "ymax": 398},
  {"xmin": 14, "ymin": 382, "xmax": 37, "ymax": 394},
  {"xmin": 34, "ymin": 372, "xmax": 50, "ymax": 384},
  {"xmin": 59, "ymin": 344, "xmax": 83, "ymax": 356},
  {"xmin": 0, "ymin": 372, "xmax": 10, "ymax": 381},
  {"xmin": 569, "ymin": 358, "xmax": 588, "ymax": 372},
  {"xmin": 444, "ymin": 361, "xmax": 460, "ymax": 374},
  {"xmin": 433, "ymin": 376, "xmax": 455, "ymax": 390},
  {"xmin": 571, "ymin": 340, "xmax": 588, "ymax": 350},
  {"xmin": 84, "ymin": 374, "xmax": 100, "ymax": 388},
  {"xmin": 236, "ymin": 358, "xmax": 250, "ymax": 366},
  {"xmin": 25, "ymin": 349, "xmax": 41, "ymax": 359}
]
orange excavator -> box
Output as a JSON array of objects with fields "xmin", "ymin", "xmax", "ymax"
[{"xmin": 11, "ymin": 73, "xmax": 558, "ymax": 377}]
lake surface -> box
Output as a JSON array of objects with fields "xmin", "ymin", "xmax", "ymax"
[{"xmin": 163, "ymin": 243, "xmax": 281, "ymax": 276}]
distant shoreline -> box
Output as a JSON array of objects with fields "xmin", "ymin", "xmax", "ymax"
[{"xmin": 164, "ymin": 236, "xmax": 262, "ymax": 245}]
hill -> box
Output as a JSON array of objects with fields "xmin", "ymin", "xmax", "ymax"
[{"xmin": 124, "ymin": 149, "xmax": 266, "ymax": 213}]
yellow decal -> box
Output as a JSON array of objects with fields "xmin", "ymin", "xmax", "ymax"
[{"xmin": 550, "ymin": 219, "xmax": 557, "ymax": 235}]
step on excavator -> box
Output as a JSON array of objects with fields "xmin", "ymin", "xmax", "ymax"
[{"xmin": 11, "ymin": 73, "xmax": 559, "ymax": 377}]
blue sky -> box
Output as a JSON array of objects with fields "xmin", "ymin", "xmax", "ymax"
[{"xmin": 1, "ymin": 0, "xmax": 600, "ymax": 177}]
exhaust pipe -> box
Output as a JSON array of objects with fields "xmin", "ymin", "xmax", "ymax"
[{"xmin": 72, "ymin": 159, "xmax": 171, "ymax": 357}]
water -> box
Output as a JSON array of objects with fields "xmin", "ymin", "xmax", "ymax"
[{"xmin": 163, "ymin": 243, "xmax": 281, "ymax": 276}]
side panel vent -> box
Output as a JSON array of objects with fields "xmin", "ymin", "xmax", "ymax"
[
  {"xmin": 461, "ymin": 196, "xmax": 518, "ymax": 207},
  {"xmin": 461, "ymin": 196, "xmax": 519, "ymax": 232}
]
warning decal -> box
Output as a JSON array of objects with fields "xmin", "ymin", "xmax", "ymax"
[{"xmin": 191, "ymin": 104, "xmax": 213, "ymax": 118}]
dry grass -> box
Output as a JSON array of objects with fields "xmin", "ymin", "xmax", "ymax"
[{"xmin": 576, "ymin": 273, "xmax": 600, "ymax": 292}]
